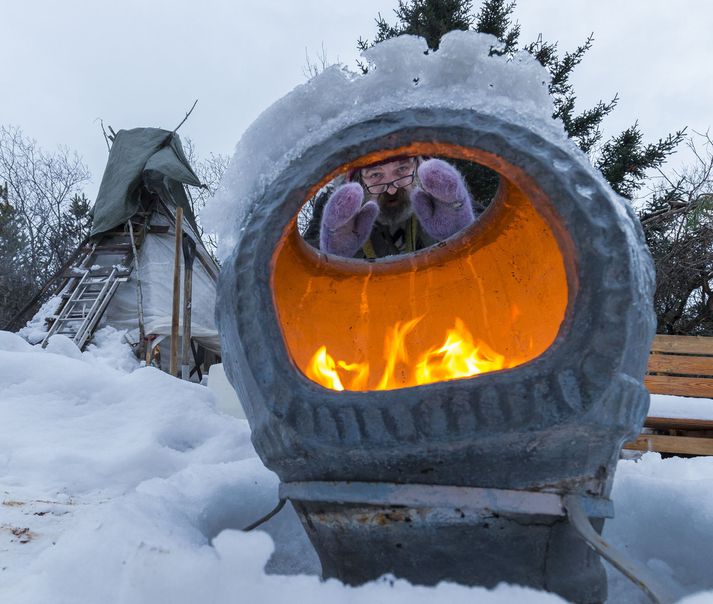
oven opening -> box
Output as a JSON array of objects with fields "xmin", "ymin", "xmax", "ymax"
[{"xmin": 271, "ymin": 144, "xmax": 572, "ymax": 391}]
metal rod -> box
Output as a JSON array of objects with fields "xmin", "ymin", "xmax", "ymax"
[
  {"xmin": 563, "ymin": 495, "xmax": 683, "ymax": 604},
  {"xmin": 242, "ymin": 499, "xmax": 287, "ymax": 531}
]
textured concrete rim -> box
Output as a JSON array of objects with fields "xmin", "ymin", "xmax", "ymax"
[{"xmin": 217, "ymin": 107, "xmax": 655, "ymax": 487}]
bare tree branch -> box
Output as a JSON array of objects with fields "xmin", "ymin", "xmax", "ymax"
[{"xmin": 172, "ymin": 99, "xmax": 199, "ymax": 134}]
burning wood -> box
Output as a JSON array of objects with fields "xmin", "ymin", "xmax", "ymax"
[{"xmin": 306, "ymin": 316, "xmax": 513, "ymax": 391}]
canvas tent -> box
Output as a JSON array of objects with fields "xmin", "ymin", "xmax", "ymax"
[
  {"xmin": 23, "ymin": 127, "xmax": 221, "ymax": 373},
  {"xmin": 91, "ymin": 128, "xmax": 202, "ymax": 237}
]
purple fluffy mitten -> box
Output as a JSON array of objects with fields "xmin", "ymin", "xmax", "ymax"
[
  {"xmin": 410, "ymin": 159, "xmax": 475, "ymax": 240},
  {"xmin": 320, "ymin": 183, "xmax": 379, "ymax": 258}
]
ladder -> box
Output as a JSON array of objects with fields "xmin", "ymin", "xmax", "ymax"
[
  {"xmin": 41, "ymin": 222, "xmax": 144, "ymax": 350},
  {"xmin": 41, "ymin": 266, "xmax": 129, "ymax": 349}
]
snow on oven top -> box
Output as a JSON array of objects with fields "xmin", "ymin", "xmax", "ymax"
[{"xmin": 204, "ymin": 30, "xmax": 610, "ymax": 262}]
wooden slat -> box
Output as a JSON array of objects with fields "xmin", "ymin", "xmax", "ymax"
[
  {"xmin": 93, "ymin": 243, "xmax": 132, "ymax": 253},
  {"xmin": 650, "ymin": 334, "xmax": 713, "ymax": 356},
  {"xmin": 647, "ymin": 353, "xmax": 713, "ymax": 376},
  {"xmin": 644, "ymin": 375, "xmax": 713, "ymax": 398},
  {"xmin": 638, "ymin": 335, "xmax": 713, "ymax": 456},
  {"xmin": 645, "ymin": 416, "xmax": 713, "ymax": 431},
  {"xmin": 148, "ymin": 225, "xmax": 170, "ymax": 234},
  {"xmin": 624, "ymin": 434, "xmax": 713, "ymax": 456}
]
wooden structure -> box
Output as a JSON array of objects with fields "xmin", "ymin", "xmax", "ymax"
[
  {"xmin": 40, "ymin": 216, "xmax": 154, "ymax": 349},
  {"xmin": 625, "ymin": 335, "xmax": 713, "ymax": 456},
  {"xmin": 10, "ymin": 128, "xmax": 221, "ymax": 380}
]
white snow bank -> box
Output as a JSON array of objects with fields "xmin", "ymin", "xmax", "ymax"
[
  {"xmin": 0, "ymin": 330, "xmax": 563, "ymax": 603},
  {"xmin": 1, "ymin": 328, "xmax": 713, "ymax": 603},
  {"xmin": 649, "ymin": 393, "xmax": 713, "ymax": 420},
  {"xmin": 0, "ymin": 332, "xmax": 245, "ymax": 496},
  {"xmin": 605, "ymin": 454, "xmax": 713, "ymax": 602},
  {"xmin": 204, "ymin": 31, "xmax": 586, "ymax": 260},
  {"xmin": 17, "ymin": 294, "xmax": 61, "ymax": 344}
]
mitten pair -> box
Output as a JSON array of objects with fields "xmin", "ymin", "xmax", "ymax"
[{"xmin": 320, "ymin": 159, "xmax": 475, "ymax": 258}]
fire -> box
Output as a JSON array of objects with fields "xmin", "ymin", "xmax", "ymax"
[{"xmin": 306, "ymin": 317, "xmax": 512, "ymax": 391}]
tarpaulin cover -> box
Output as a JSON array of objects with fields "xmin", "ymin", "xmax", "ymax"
[
  {"xmin": 101, "ymin": 211, "xmax": 221, "ymax": 352},
  {"xmin": 91, "ymin": 128, "xmax": 201, "ymax": 236}
]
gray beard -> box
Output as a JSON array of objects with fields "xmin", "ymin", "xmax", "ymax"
[{"xmin": 375, "ymin": 188, "xmax": 413, "ymax": 227}]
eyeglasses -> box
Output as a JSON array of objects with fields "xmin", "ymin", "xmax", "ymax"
[{"xmin": 364, "ymin": 173, "xmax": 415, "ymax": 195}]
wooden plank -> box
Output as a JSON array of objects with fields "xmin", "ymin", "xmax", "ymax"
[
  {"xmin": 148, "ymin": 225, "xmax": 170, "ymax": 234},
  {"xmin": 650, "ymin": 335, "xmax": 713, "ymax": 356},
  {"xmin": 644, "ymin": 375, "xmax": 713, "ymax": 398},
  {"xmin": 645, "ymin": 416, "xmax": 713, "ymax": 431},
  {"xmin": 624, "ymin": 434, "xmax": 713, "ymax": 456},
  {"xmin": 647, "ymin": 353, "xmax": 713, "ymax": 376}
]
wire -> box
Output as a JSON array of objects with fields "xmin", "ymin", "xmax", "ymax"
[{"xmin": 242, "ymin": 499, "xmax": 287, "ymax": 531}]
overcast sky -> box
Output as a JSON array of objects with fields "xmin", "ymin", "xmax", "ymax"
[{"xmin": 2, "ymin": 0, "xmax": 711, "ymax": 199}]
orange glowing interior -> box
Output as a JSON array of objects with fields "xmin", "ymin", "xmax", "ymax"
[{"xmin": 271, "ymin": 144, "xmax": 572, "ymax": 392}]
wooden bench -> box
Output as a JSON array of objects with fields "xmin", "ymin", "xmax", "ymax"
[{"xmin": 624, "ymin": 335, "xmax": 713, "ymax": 456}]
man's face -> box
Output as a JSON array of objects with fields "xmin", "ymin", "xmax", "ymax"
[
  {"xmin": 360, "ymin": 158, "xmax": 417, "ymax": 196},
  {"xmin": 360, "ymin": 158, "xmax": 417, "ymax": 225}
]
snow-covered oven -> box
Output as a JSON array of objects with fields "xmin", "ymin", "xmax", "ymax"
[{"xmin": 215, "ymin": 33, "xmax": 660, "ymax": 604}]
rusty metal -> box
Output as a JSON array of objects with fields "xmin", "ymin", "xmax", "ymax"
[{"xmin": 279, "ymin": 481, "xmax": 613, "ymax": 519}]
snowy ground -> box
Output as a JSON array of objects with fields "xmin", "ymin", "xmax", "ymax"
[{"xmin": 1, "ymin": 328, "xmax": 712, "ymax": 604}]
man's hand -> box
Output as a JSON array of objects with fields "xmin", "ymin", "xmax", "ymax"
[
  {"xmin": 320, "ymin": 183, "xmax": 379, "ymax": 258},
  {"xmin": 411, "ymin": 159, "xmax": 475, "ymax": 240}
]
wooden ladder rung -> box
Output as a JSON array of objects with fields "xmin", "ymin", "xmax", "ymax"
[{"xmin": 93, "ymin": 243, "xmax": 132, "ymax": 252}]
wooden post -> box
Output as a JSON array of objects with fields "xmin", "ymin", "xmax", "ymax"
[
  {"xmin": 127, "ymin": 219, "xmax": 146, "ymax": 360},
  {"xmin": 170, "ymin": 207, "xmax": 183, "ymax": 377},
  {"xmin": 181, "ymin": 235, "xmax": 196, "ymax": 380}
]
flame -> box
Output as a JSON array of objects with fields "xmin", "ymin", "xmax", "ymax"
[
  {"xmin": 306, "ymin": 317, "xmax": 512, "ymax": 391},
  {"xmin": 307, "ymin": 346, "xmax": 345, "ymax": 391}
]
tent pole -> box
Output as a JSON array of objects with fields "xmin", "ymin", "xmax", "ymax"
[
  {"xmin": 170, "ymin": 207, "xmax": 183, "ymax": 377},
  {"xmin": 181, "ymin": 235, "xmax": 196, "ymax": 380},
  {"xmin": 127, "ymin": 219, "xmax": 146, "ymax": 360}
]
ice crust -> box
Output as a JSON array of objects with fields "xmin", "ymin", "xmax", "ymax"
[{"xmin": 203, "ymin": 31, "xmax": 599, "ymax": 260}]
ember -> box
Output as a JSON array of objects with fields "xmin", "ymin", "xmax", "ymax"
[{"xmin": 306, "ymin": 317, "xmax": 512, "ymax": 391}]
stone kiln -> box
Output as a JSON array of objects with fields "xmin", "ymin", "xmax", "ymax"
[{"xmin": 216, "ymin": 105, "xmax": 665, "ymax": 603}]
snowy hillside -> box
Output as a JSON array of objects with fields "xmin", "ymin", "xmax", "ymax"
[{"xmin": 1, "ymin": 329, "xmax": 712, "ymax": 604}]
